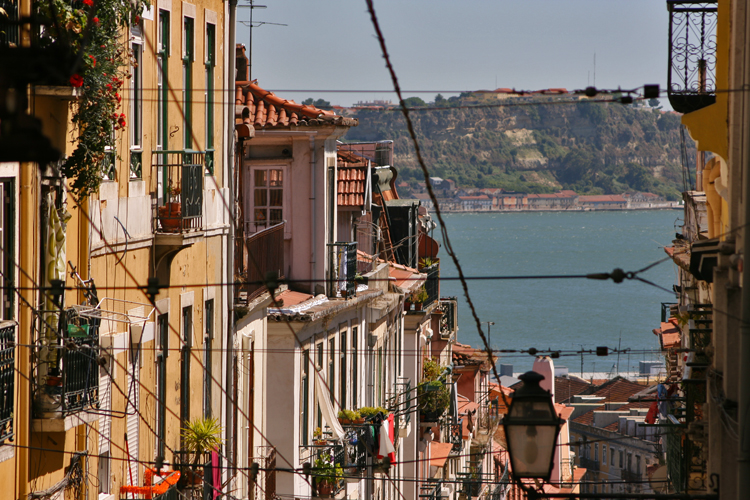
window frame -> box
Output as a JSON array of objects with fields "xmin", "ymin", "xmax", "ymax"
[
  {"xmin": 246, "ymin": 163, "xmax": 289, "ymax": 235},
  {"xmin": 182, "ymin": 15, "xmax": 195, "ymax": 149}
]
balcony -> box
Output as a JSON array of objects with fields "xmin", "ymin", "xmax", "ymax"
[
  {"xmin": 151, "ymin": 150, "xmax": 205, "ymax": 235},
  {"xmin": 236, "ymin": 222, "xmax": 285, "ymax": 305},
  {"xmin": 438, "ymin": 297, "xmax": 458, "ymax": 340},
  {"xmin": 579, "ymin": 456, "xmax": 600, "ymax": 472},
  {"xmin": 460, "ymin": 457, "xmax": 485, "ymax": 498},
  {"xmin": 327, "ymin": 242, "xmax": 358, "ymax": 299},
  {"xmin": 667, "ymin": 1, "xmax": 718, "ymax": 113},
  {"xmin": 171, "ymin": 450, "xmax": 215, "ymax": 499},
  {"xmin": 0, "ymin": 321, "xmax": 15, "ymax": 443},
  {"xmin": 390, "ymin": 377, "xmax": 412, "ymax": 438},
  {"xmin": 252, "ymin": 446, "xmax": 277, "ymax": 500},
  {"xmin": 299, "ymin": 442, "xmax": 346, "ymax": 497},
  {"xmin": 423, "ymin": 261, "xmax": 440, "ymax": 309},
  {"xmin": 444, "ymin": 415, "xmax": 463, "ymax": 452},
  {"xmin": 419, "ymin": 480, "xmax": 447, "ymax": 500},
  {"xmin": 621, "ymin": 468, "xmax": 641, "ymax": 483},
  {"xmin": 34, "ymin": 310, "xmax": 99, "ymax": 421}
]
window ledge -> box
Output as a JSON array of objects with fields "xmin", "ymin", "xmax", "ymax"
[{"xmin": 32, "ymin": 411, "xmax": 98, "ymax": 433}]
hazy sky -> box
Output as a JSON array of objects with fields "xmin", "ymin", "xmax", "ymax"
[{"xmin": 237, "ymin": 0, "xmax": 669, "ymax": 108}]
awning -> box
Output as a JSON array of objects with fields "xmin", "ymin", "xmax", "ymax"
[{"xmin": 312, "ymin": 358, "xmax": 345, "ymax": 439}]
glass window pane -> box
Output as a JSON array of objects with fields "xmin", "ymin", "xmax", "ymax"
[
  {"xmin": 269, "ymin": 189, "xmax": 282, "ymax": 207},
  {"xmin": 255, "ymin": 209, "xmax": 267, "ymax": 222},
  {"xmin": 254, "ymin": 188, "xmax": 267, "ymax": 207},
  {"xmin": 270, "ymin": 169, "xmax": 282, "ymax": 187},
  {"xmin": 270, "ymin": 209, "xmax": 282, "ymax": 223},
  {"xmin": 254, "ymin": 170, "xmax": 267, "ymax": 187}
]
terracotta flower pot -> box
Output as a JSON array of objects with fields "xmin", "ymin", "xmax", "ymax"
[{"xmin": 158, "ymin": 202, "xmax": 182, "ymax": 232}]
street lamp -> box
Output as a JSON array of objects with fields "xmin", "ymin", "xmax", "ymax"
[
  {"xmin": 502, "ymin": 371, "xmax": 561, "ymax": 481},
  {"xmin": 482, "ymin": 320, "xmax": 495, "ymax": 348}
]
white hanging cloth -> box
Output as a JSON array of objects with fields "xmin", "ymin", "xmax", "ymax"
[{"xmin": 312, "ymin": 359, "xmax": 345, "ymax": 439}]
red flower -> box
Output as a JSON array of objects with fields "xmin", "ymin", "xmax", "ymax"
[
  {"xmin": 92, "ymin": 16, "xmax": 99, "ymax": 24},
  {"xmin": 83, "ymin": 0, "xmax": 93, "ymax": 6},
  {"xmin": 69, "ymin": 74, "xmax": 84, "ymax": 87},
  {"xmin": 88, "ymin": 55, "xmax": 96, "ymax": 67}
]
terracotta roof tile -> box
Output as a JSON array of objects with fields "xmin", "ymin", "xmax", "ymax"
[
  {"xmin": 589, "ymin": 377, "xmax": 647, "ymax": 402},
  {"xmin": 235, "ymin": 76, "xmax": 357, "ymax": 130},
  {"xmin": 555, "ymin": 376, "xmax": 592, "ymax": 404},
  {"xmin": 430, "ymin": 442, "xmax": 454, "ymax": 468}
]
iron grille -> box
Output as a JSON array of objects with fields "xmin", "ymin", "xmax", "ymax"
[
  {"xmin": 328, "ymin": 242, "xmax": 357, "ymax": 298},
  {"xmin": 667, "ymin": 1, "xmax": 718, "ymax": 113},
  {"xmin": 423, "ymin": 262, "xmax": 439, "ymax": 309},
  {"xmin": 438, "ymin": 297, "xmax": 457, "ymax": 339},
  {"xmin": 151, "ymin": 150, "xmax": 205, "ymax": 233},
  {"xmin": 239, "ymin": 222, "xmax": 285, "ymax": 303},
  {"xmin": 0, "ymin": 0, "xmax": 19, "ymax": 48},
  {"xmin": 0, "ymin": 321, "xmax": 15, "ymax": 443},
  {"xmin": 61, "ymin": 313, "xmax": 99, "ymax": 414},
  {"xmin": 130, "ymin": 150, "xmax": 143, "ymax": 179}
]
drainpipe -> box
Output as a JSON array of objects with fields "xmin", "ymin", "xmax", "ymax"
[
  {"xmin": 225, "ymin": 0, "xmax": 237, "ymax": 491},
  {"xmin": 738, "ymin": 0, "xmax": 750, "ymax": 491},
  {"xmin": 310, "ymin": 136, "xmax": 316, "ymax": 292}
]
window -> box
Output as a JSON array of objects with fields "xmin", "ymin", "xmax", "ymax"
[
  {"xmin": 250, "ymin": 167, "xmax": 283, "ymax": 230},
  {"xmin": 328, "ymin": 336, "xmax": 335, "ymax": 404},
  {"xmin": 636, "ymin": 455, "xmax": 641, "ymax": 475},
  {"xmin": 156, "ymin": 313, "xmax": 168, "ymax": 461},
  {"xmin": 602, "ymin": 444, "xmax": 607, "ymax": 465},
  {"xmin": 205, "ymin": 23, "xmax": 215, "ymax": 155},
  {"xmin": 316, "ymin": 342, "xmax": 323, "ymax": 429},
  {"xmin": 182, "ymin": 16, "xmax": 194, "ymax": 149},
  {"xmin": 620, "ymin": 450, "xmax": 624, "ymax": 469},
  {"xmin": 351, "ymin": 326, "xmax": 358, "ymax": 409},
  {"xmin": 157, "ymin": 10, "xmax": 170, "ymax": 150},
  {"xmin": 302, "ymin": 349, "xmax": 309, "ymax": 445},
  {"xmin": 611, "ymin": 447, "xmax": 616, "ymax": 467},
  {"xmin": 0, "ymin": 180, "xmax": 14, "ymax": 320},
  {"xmin": 594, "ymin": 443, "xmax": 598, "ymax": 462},
  {"xmin": 339, "ymin": 328, "xmax": 347, "ymax": 409},
  {"xmin": 130, "ymin": 42, "xmax": 143, "ymax": 179},
  {"xmin": 180, "ymin": 306, "xmax": 192, "ymax": 428},
  {"xmin": 204, "ymin": 299, "xmax": 214, "ymax": 418}
]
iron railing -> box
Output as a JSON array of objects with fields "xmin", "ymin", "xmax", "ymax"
[
  {"xmin": 445, "ymin": 415, "xmax": 463, "ymax": 452},
  {"xmin": 621, "ymin": 467, "xmax": 641, "ymax": 483},
  {"xmin": 438, "ymin": 297, "xmax": 457, "ymax": 340},
  {"xmin": 151, "ymin": 150, "xmax": 205, "ymax": 233},
  {"xmin": 419, "ymin": 480, "xmax": 445, "ymax": 500},
  {"xmin": 300, "ymin": 442, "xmax": 346, "ymax": 497},
  {"xmin": 61, "ymin": 314, "xmax": 99, "ymax": 414},
  {"xmin": 238, "ymin": 221, "xmax": 285, "ymax": 303},
  {"xmin": 579, "ymin": 456, "xmax": 600, "ymax": 472},
  {"xmin": 667, "ymin": 1, "xmax": 718, "ymax": 113},
  {"xmin": 665, "ymin": 415, "xmax": 685, "ymax": 492},
  {"xmin": 0, "ymin": 321, "xmax": 15, "ymax": 443},
  {"xmin": 423, "ymin": 262, "xmax": 439, "ymax": 309},
  {"xmin": 460, "ymin": 458, "xmax": 485, "ymax": 498},
  {"xmin": 327, "ymin": 242, "xmax": 357, "ymax": 298},
  {"xmin": 130, "ymin": 150, "xmax": 143, "ymax": 179},
  {"xmin": 0, "ymin": 0, "xmax": 19, "ymax": 48},
  {"xmin": 253, "ymin": 446, "xmax": 276, "ymax": 500}
]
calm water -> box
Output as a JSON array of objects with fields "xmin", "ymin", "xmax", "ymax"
[{"xmin": 436, "ymin": 210, "xmax": 680, "ymax": 375}]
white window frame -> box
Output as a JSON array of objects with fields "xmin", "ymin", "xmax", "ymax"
[{"xmin": 245, "ymin": 162, "xmax": 290, "ymax": 237}]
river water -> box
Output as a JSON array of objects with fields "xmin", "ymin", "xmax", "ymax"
[{"xmin": 435, "ymin": 210, "xmax": 680, "ymax": 376}]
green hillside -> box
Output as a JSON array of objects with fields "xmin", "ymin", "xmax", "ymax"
[{"xmin": 342, "ymin": 96, "xmax": 694, "ymax": 200}]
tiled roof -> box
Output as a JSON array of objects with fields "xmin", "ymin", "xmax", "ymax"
[
  {"xmin": 573, "ymin": 400, "xmax": 653, "ymax": 426},
  {"xmin": 337, "ymin": 163, "xmax": 367, "ymax": 207},
  {"xmin": 554, "ymin": 376, "xmax": 592, "ymax": 404},
  {"xmin": 452, "ymin": 342, "xmax": 496, "ymax": 367},
  {"xmin": 589, "ymin": 377, "xmax": 647, "ymax": 402}
]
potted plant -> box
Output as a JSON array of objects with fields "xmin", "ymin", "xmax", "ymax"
[
  {"xmin": 337, "ymin": 409, "xmax": 361, "ymax": 424},
  {"xmin": 358, "ymin": 406, "xmax": 389, "ymax": 420},
  {"xmin": 180, "ymin": 417, "xmax": 223, "ymax": 487},
  {"xmin": 159, "ymin": 183, "xmax": 182, "ymax": 231},
  {"xmin": 418, "ymin": 257, "xmax": 435, "ymax": 271},
  {"xmin": 418, "ymin": 358, "xmax": 451, "ymax": 422},
  {"xmin": 313, "ymin": 427, "xmax": 326, "ymax": 446},
  {"xmin": 411, "ymin": 286, "xmax": 429, "ymax": 311},
  {"xmin": 312, "ymin": 453, "xmax": 343, "ymax": 498}
]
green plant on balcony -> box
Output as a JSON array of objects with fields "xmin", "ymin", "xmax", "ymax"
[
  {"xmin": 418, "ymin": 257, "xmax": 435, "ymax": 270},
  {"xmin": 35, "ymin": 0, "xmax": 149, "ymax": 200},
  {"xmin": 358, "ymin": 406, "xmax": 389, "ymax": 419},
  {"xmin": 418, "ymin": 358, "xmax": 451, "ymax": 421},
  {"xmin": 180, "ymin": 417, "xmax": 223, "ymax": 485},
  {"xmin": 337, "ymin": 409, "xmax": 363, "ymax": 424},
  {"xmin": 312, "ymin": 453, "xmax": 343, "ymax": 498}
]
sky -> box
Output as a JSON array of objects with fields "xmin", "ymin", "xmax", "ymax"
[{"xmin": 236, "ymin": 0, "xmax": 670, "ymax": 108}]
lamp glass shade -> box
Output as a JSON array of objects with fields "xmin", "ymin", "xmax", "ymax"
[{"xmin": 503, "ymin": 372, "xmax": 561, "ymax": 480}]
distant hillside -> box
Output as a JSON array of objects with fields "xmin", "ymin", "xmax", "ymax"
[{"xmin": 343, "ymin": 96, "xmax": 695, "ymax": 200}]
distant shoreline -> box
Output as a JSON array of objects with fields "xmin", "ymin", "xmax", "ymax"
[{"xmin": 430, "ymin": 205, "xmax": 683, "ymax": 214}]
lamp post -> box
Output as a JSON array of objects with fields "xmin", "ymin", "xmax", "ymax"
[
  {"xmin": 482, "ymin": 320, "xmax": 495, "ymax": 348},
  {"xmin": 503, "ymin": 371, "xmax": 719, "ymax": 500}
]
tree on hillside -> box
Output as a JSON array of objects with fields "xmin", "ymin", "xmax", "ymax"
[
  {"xmin": 302, "ymin": 98, "xmax": 332, "ymax": 109},
  {"xmin": 434, "ymin": 94, "xmax": 445, "ymax": 104},
  {"xmin": 402, "ymin": 97, "xmax": 426, "ymax": 108},
  {"xmin": 648, "ymin": 98, "xmax": 662, "ymax": 109}
]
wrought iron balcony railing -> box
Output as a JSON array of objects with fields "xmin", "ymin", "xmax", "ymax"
[
  {"xmin": 252, "ymin": 446, "xmax": 277, "ymax": 500},
  {"xmin": 327, "ymin": 241, "xmax": 357, "ymax": 299},
  {"xmin": 299, "ymin": 442, "xmax": 346, "ymax": 497},
  {"xmin": 0, "ymin": 321, "xmax": 15, "ymax": 443},
  {"xmin": 419, "ymin": 480, "xmax": 445, "ymax": 500},
  {"xmin": 0, "ymin": 0, "xmax": 19, "ymax": 49},
  {"xmin": 390, "ymin": 377, "xmax": 412, "ymax": 433},
  {"xmin": 667, "ymin": 1, "xmax": 718, "ymax": 113},
  {"xmin": 621, "ymin": 468, "xmax": 641, "ymax": 483},
  {"xmin": 237, "ymin": 221, "xmax": 285, "ymax": 304},
  {"xmin": 438, "ymin": 297, "xmax": 458, "ymax": 340},
  {"xmin": 445, "ymin": 415, "xmax": 463, "ymax": 452},
  {"xmin": 151, "ymin": 150, "xmax": 205, "ymax": 234},
  {"xmin": 423, "ymin": 261, "xmax": 439, "ymax": 309},
  {"xmin": 579, "ymin": 456, "xmax": 600, "ymax": 472}
]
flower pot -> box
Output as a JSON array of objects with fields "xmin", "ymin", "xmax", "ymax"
[
  {"xmin": 317, "ymin": 481, "xmax": 334, "ymax": 498},
  {"xmin": 158, "ymin": 202, "xmax": 182, "ymax": 232},
  {"xmin": 338, "ymin": 418, "xmax": 351, "ymax": 425},
  {"xmin": 355, "ymin": 418, "xmax": 365, "ymax": 424}
]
